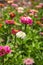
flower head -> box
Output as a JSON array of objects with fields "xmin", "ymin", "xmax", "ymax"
[
  {"xmin": 4, "ymin": 46, "xmax": 11, "ymax": 54},
  {"xmin": 5, "ymin": 20, "xmax": 14, "ymax": 24},
  {"xmin": 39, "ymin": 3, "xmax": 43, "ymax": 7},
  {"xmin": 39, "ymin": 32, "xmax": 43, "ymax": 36},
  {"xmin": 0, "ymin": 46, "xmax": 11, "ymax": 56},
  {"xmin": 9, "ymin": 12, "xmax": 16, "ymax": 19},
  {"xmin": 7, "ymin": 0, "xmax": 14, "ymax": 4},
  {"xmin": 17, "ymin": 7, "xmax": 24, "ymax": 13},
  {"xmin": 11, "ymin": 4, "xmax": 18, "ymax": 8},
  {"xmin": 29, "ymin": 9, "xmax": 38, "ymax": 14},
  {"xmin": 23, "ymin": 58, "xmax": 34, "ymax": 65},
  {"xmin": 20, "ymin": 16, "xmax": 33, "ymax": 25},
  {"xmin": 35, "ymin": 3, "xmax": 43, "ymax": 9},
  {"xmin": 16, "ymin": 31, "xmax": 26, "ymax": 39},
  {"xmin": 0, "ymin": 3, "xmax": 4, "ymax": 7},
  {"xmin": 0, "ymin": 46, "xmax": 5, "ymax": 56},
  {"xmin": 11, "ymin": 29, "xmax": 20, "ymax": 35}
]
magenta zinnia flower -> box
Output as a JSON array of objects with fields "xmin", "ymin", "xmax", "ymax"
[
  {"xmin": 5, "ymin": 20, "xmax": 14, "ymax": 24},
  {"xmin": 20, "ymin": 16, "xmax": 33, "ymax": 25},
  {"xmin": 0, "ymin": 46, "xmax": 11, "ymax": 56},
  {"xmin": 4, "ymin": 46, "xmax": 11, "ymax": 54},
  {"xmin": 23, "ymin": 58, "xmax": 34, "ymax": 65},
  {"xmin": 0, "ymin": 46, "xmax": 5, "ymax": 56}
]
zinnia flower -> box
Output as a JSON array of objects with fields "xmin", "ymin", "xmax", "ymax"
[
  {"xmin": 39, "ymin": 3, "xmax": 43, "ymax": 7},
  {"xmin": 9, "ymin": 12, "xmax": 16, "ymax": 19},
  {"xmin": 0, "ymin": 46, "xmax": 5, "ymax": 56},
  {"xmin": 36, "ymin": 21, "xmax": 43, "ymax": 26},
  {"xmin": 11, "ymin": 29, "xmax": 20, "ymax": 35},
  {"xmin": 7, "ymin": 0, "xmax": 14, "ymax": 4},
  {"xmin": 0, "ymin": 3, "xmax": 4, "ymax": 7},
  {"xmin": 0, "ymin": 46, "xmax": 11, "ymax": 56},
  {"xmin": 4, "ymin": 46, "xmax": 11, "ymax": 54},
  {"xmin": 29, "ymin": 9, "xmax": 38, "ymax": 14},
  {"xmin": 5, "ymin": 20, "xmax": 14, "ymax": 24},
  {"xmin": 16, "ymin": 31, "xmax": 26, "ymax": 39},
  {"xmin": 36, "ymin": 21, "xmax": 41, "ymax": 25},
  {"xmin": 17, "ymin": 7, "xmax": 24, "ymax": 13},
  {"xmin": 20, "ymin": 16, "xmax": 33, "ymax": 25},
  {"xmin": 11, "ymin": 4, "xmax": 18, "ymax": 8},
  {"xmin": 39, "ymin": 32, "xmax": 43, "ymax": 36},
  {"xmin": 35, "ymin": 5, "xmax": 42, "ymax": 9},
  {"xmin": 23, "ymin": 58, "xmax": 34, "ymax": 65}
]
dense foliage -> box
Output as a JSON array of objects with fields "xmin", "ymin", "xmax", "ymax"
[{"xmin": 0, "ymin": 1, "xmax": 43, "ymax": 65}]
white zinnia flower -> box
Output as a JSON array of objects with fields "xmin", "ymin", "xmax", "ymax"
[
  {"xmin": 16, "ymin": 31, "xmax": 26, "ymax": 39},
  {"xmin": 17, "ymin": 7, "xmax": 24, "ymax": 13}
]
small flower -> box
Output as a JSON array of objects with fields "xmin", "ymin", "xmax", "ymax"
[
  {"xmin": 5, "ymin": 20, "xmax": 14, "ymax": 24},
  {"xmin": 29, "ymin": 9, "xmax": 38, "ymax": 14},
  {"xmin": 36, "ymin": 21, "xmax": 43, "ymax": 26},
  {"xmin": 34, "ymin": 14, "xmax": 38, "ymax": 18},
  {"xmin": 35, "ymin": 5, "xmax": 42, "ymax": 9},
  {"xmin": 39, "ymin": 3, "xmax": 43, "ymax": 7},
  {"xmin": 0, "ymin": 46, "xmax": 11, "ymax": 56},
  {"xmin": 7, "ymin": 0, "xmax": 14, "ymax": 4},
  {"xmin": 17, "ymin": 7, "xmax": 24, "ymax": 13},
  {"xmin": 4, "ymin": 46, "xmax": 11, "ymax": 54},
  {"xmin": 11, "ymin": 4, "xmax": 18, "ymax": 8},
  {"xmin": 23, "ymin": 58, "xmax": 34, "ymax": 65},
  {"xmin": 16, "ymin": 31, "xmax": 26, "ymax": 39},
  {"xmin": 40, "ymin": 24, "xmax": 43, "ymax": 27},
  {"xmin": 20, "ymin": 16, "xmax": 33, "ymax": 25},
  {"xmin": 29, "ymin": 13, "xmax": 34, "ymax": 16},
  {"xmin": 36, "ymin": 21, "xmax": 41, "ymax": 25},
  {"xmin": 0, "ymin": 46, "xmax": 5, "ymax": 56},
  {"xmin": 9, "ymin": 12, "xmax": 16, "ymax": 19},
  {"xmin": 11, "ymin": 29, "xmax": 20, "ymax": 35},
  {"xmin": 39, "ymin": 32, "xmax": 43, "ymax": 36},
  {"xmin": 0, "ymin": 3, "xmax": 4, "ymax": 7}
]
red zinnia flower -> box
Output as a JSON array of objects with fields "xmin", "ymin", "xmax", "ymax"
[
  {"xmin": 11, "ymin": 29, "xmax": 20, "ymax": 35},
  {"xmin": 5, "ymin": 20, "xmax": 14, "ymax": 24},
  {"xmin": 9, "ymin": 12, "xmax": 16, "ymax": 19}
]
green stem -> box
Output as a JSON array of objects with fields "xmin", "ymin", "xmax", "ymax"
[
  {"xmin": 21, "ymin": 39, "xmax": 23, "ymax": 59},
  {"xmin": 15, "ymin": 35, "xmax": 16, "ymax": 43},
  {"xmin": 24, "ymin": 24, "xmax": 27, "ymax": 32},
  {"xmin": 2, "ymin": 56, "xmax": 4, "ymax": 65}
]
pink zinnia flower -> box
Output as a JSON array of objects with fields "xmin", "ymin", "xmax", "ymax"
[
  {"xmin": 0, "ymin": 46, "xmax": 5, "ymax": 56},
  {"xmin": 23, "ymin": 58, "xmax": 34, "ymax": 65},
  {"xmin": 11, "ymin": 4, "xmax": 18, "ymax": 8},
  {"xmin": 29, "ymin": 9, "xmax": 38, "ymax": 14},
  {"xmin": 20, "ymin": 16, "xmax": 33, "ymax": 25},
  {"xmin": 35, "ymin": 5, "xmax": 42, "ymax": 9},
  {"xmin": 39, "ymin": 3, "xmax": 43, "ymax": 7},
  {"xmin": 39, "ymin": 32, "xmax": 43, "ymax": 36},
  {"xmin": 0, "ymin": 46, "xmax": 11, "ymax": 57},
  {"xmin": 5, "ymin": 20, "xmax": 14, "ymax": 24},
  {"xmin": 4, "ymin": 46, "xmax": 11, "ymax": 54}
]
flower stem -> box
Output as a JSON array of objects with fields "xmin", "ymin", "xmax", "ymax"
[
  {"xmin": 24, "ymin": 24, "xmax": 27, "ymax": 32},
  {"xmin": 15, "ymin": 34, "xmax": 16, "ymax": 43},
  {"xmin": 2, "ymin": 56, "xmax": 4, "ymax": 65},
  {"xmin": 21, "ymin": 39, "xmax": 23, "ymax": 59}
]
